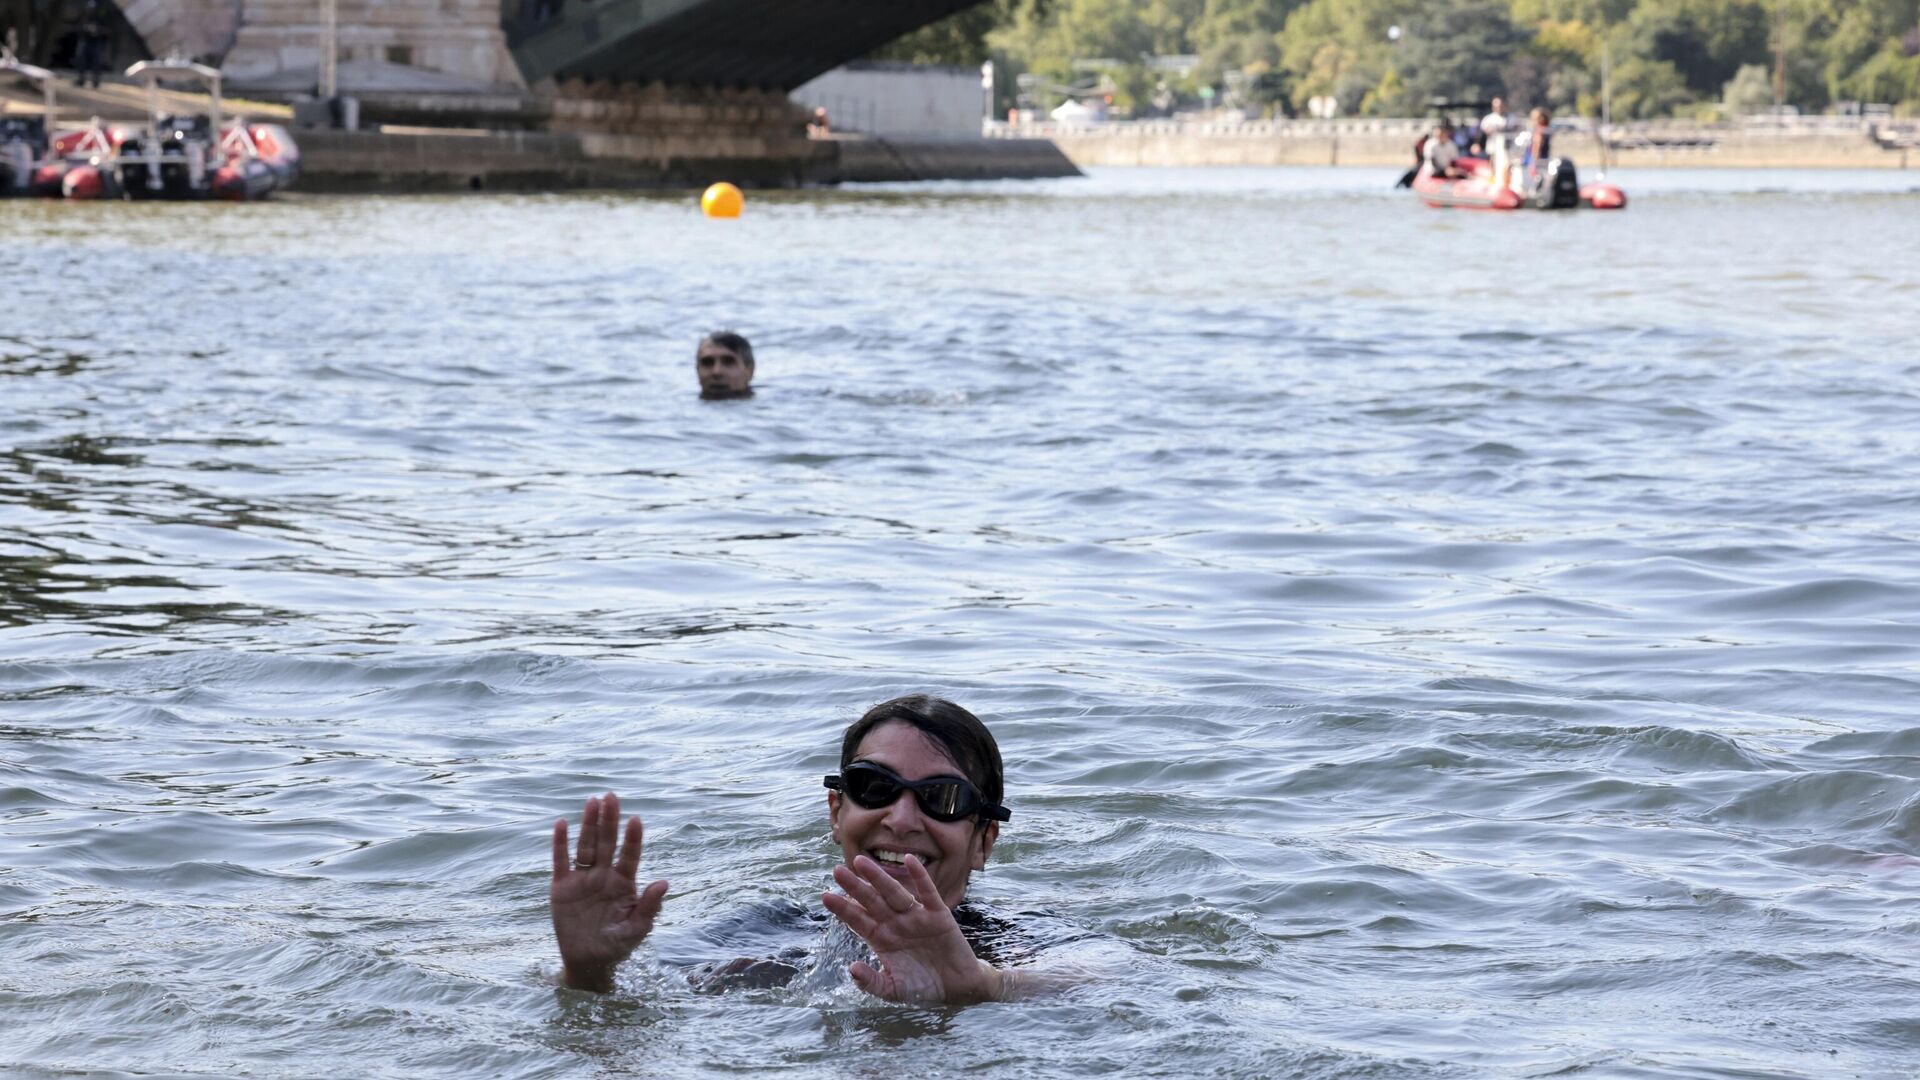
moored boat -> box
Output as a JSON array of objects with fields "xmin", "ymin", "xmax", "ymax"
[
  {"xmin": 115, "ymin": 58, "xmax": 298, "ymax": 201},
  {"xmin": 0, "ymin": 49, "xmax": 68, "ymax": 197},
  {"xmin": 48, "ymin": 119, "xmax": 123, "ymax": 199}
]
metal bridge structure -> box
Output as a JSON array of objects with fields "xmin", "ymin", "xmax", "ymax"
[{"xmin": 505, "ymin": 0, "xmax": 986, "ymax": 88}]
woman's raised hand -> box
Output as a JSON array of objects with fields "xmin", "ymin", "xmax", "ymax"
[
  {"xmin": 823, "ymin": 854, "xmax": 1000, "ymax": 1005},
  {"xmin": 550, "ymin": 792, "xmax": 668, "ymax": 992}
]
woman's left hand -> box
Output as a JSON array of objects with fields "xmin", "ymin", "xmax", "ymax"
[{"xmin": 823, "ymin": 855, "xmax": 1000, "ymax": 1005}]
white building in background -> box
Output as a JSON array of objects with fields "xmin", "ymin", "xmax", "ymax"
[
  {"xmin": 790, "ymin": 60, "xmax": 986, "ymax": 137},
  {"xmin": 1049, "ymin": 98, "xmax": 1107, "ymax": 124}
]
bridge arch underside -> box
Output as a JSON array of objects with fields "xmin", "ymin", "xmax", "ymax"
[{"xmin": 512, "ymin": 0, "xmax": 984, "ymax": 89}]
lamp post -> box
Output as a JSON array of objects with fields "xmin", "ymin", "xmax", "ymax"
[
  {"xmin": 321, "ymin": 0, "xmax": 338, "ymax": 101},
  {"xmin": 981, "ymin": 59, "xmax": 994, "ymax": 133},
  {"xmin": 1601, "ymin": 39, "xmax": 1611, "ymax": 130}
]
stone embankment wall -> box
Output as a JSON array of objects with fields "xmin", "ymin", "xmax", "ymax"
[
  {"xmin": 832, "ymin": 135, "xmax": 1079, "ymax": 181},
  {"xmin": 296, "ymin": 129, "xmax": 1080, "ymax": 191},
  {"xmin": 296, "ymin": 127, "xmax": 834, "ymax": 192},
  {"xmin": 1025, "ymin": 121, "xmax": 1916, "ymax": 170},
  {"xmin": 545, "ymin": 78, "xmax": 817, "ymax": 167},
  {"xmin": 1609, "ymin": 132, "xmax": 1911, "ymax": 169},
  {"xmin": 1049, "ymin": 127, "xmax": 1410, "ymax": 167},
  {"xmin": 214, "ymin": 0, "xmax": 524, "ymax": 95}
]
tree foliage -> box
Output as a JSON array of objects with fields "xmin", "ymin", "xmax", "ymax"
[{"xmin": 885, "ymin": 0, "xmax": 1920, "ymax": 117}]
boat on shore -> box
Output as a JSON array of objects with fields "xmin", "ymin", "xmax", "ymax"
[
  {"xmin": 0, "ymin": 50, "xmax": 71, "ymax": 197},
  {"xmin": 110, "ymin": 59, "xmax": 298, "ymax": 201},
  {"xmin": 2, "ymin": 54, "xmax": 298, "ymax": 201}
]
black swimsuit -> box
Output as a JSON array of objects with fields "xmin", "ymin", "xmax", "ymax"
[{"xmin": 667, "ymin": 898, "xmax": 1078, "ymax": 993}]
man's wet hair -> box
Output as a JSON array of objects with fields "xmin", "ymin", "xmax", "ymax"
[
  {"xmin": 840, "ymin": 695, "xmax": 1005, "ymax": 821},
  {"xmin": 701, "ymin": 330, "xmax": 755, "ymax": 368}
]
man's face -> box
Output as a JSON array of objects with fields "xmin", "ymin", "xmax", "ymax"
[
  {"xmin": 1491, "ymin": 97, "xmax": 1506, "ymax": 115},
  {"xmin": 696, "ymin": 340, "xmax": 753, "ymax": 398}
]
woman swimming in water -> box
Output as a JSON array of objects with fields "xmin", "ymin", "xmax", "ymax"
[{"xmin": 548, "ymin": 695, "xmax": 1045, "ymax": 1003}]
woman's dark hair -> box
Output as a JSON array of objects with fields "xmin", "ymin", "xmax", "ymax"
[{"xmin": 840, "ymin": 695, "xmax": 1004, "ymax": 818}]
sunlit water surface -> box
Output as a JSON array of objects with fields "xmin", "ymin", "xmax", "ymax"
[{"xmin": 4, "ymin": 167, "xmax": 1919, "ymax": 1079}]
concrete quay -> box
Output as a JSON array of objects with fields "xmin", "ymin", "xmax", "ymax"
[
  {"xmin": 1015, "ymin": 119, "xmax": 1919, "ymax": 171},
  {"xmin": 292, "ymin": 129, "xmax": 1079, "ymax": 192},
  {"xmin": 2, "ymin": 78, "xmax": 1079, "ymax": 191}
]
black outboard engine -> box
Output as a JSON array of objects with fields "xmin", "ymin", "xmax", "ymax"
[
  {"xmin": 120, "ymin": 114, "xmax": 214, "ymax": 198},
  {"xmin": 1532, "ymin": 156, "xmax": 1582, "ymax": 210},
  {"xmin": 1, "ymin": 116, "xmax": 49, "ymax": 195}
]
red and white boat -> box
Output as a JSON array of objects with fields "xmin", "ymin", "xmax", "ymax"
[
  {"xmin": 48, "ymin": 117, "xmax": 125, "ymax": 199},
  {"xmin": 6, "ymin": 54, "xmax": 298, "ymax": 201},
  {"xmin": 1, "ymin": 50, "xmax": 73, "ymax": 197},
  {"xmin": 1412, "ymin": 149, "xmax": 1625, "ymax": 212},
  {"xmin": 110, "ymin": 59, "xmax": 299, "ymax": 201}
]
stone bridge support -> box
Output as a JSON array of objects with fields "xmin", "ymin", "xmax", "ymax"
[
  {"xmin": 115, "ymin": 0, "xmax": 241, "ymax": 64},
  {"xmin": 109, "ymin": 0, "xmax": 524, "ymax": 106}
]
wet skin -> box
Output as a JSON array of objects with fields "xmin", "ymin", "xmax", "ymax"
[
  {"xmin": 827, "ymin": 721, "xmax": 998, "ymax": 910},
  {"xmin": 696, "ymin": 342, "xmax": 753, "ymax": 398},
  {"xmin": 549, "ymin": 721, "xmax": 1008, "ymax": 1002}
]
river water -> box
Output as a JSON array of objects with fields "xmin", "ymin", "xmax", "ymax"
[{"xmin": 4, "ymin": 167, "xmax": 1919, "ymax": 1079}]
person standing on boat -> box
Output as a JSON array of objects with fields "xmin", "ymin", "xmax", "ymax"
[
  {"xmin": 1481, "ymin": 97, "xmax": 1511, "ymax": 190},
  {"xmin": 73, "ymin": 3, "xmax": 108, "ymax": 89},
  {"xmin": 1521, "ymin": 107, "xmax": 1553, "ymax": 190}
]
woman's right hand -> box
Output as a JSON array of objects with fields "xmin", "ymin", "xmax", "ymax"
[{"xmin": 550, "ymin": 792, "xmax": 669, "ymax": 992}]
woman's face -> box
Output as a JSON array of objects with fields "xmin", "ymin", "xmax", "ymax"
[{"xmin": 828, "ymin": 721, "xmax": 999, "ymax": 909}]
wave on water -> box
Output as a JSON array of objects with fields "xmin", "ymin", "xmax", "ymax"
[{"xmin": 4, "ymin": 179, "xmax": 1920, "ymax": 1079}]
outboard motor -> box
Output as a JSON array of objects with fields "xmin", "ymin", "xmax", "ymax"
[
  {"xmin": 121, "ymin": 114, "xmax": 214, "ymax": 198},
  {"xmin": 1532, "ymin": 156, "xmax": 1582, "ymax": 210},
  {"xmin": 1, "ymin": 116, "xmax": 48, "ymax": 195}
]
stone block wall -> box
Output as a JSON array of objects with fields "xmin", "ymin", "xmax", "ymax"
[
  {"xmin": 548, "ymin": 78, "xmax": 815, "ymax": 160},
  {"xmin": 216, "ymin": 0, "xmax": 524, "ymax": 95}
]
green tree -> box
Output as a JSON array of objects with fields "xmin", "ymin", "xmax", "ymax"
[
  {"xmin": 1509, "ymin": 0, "xmax": 1635, "ymax": 25},
  {"xmin": 1624, "ymin": 0, "xmax": 1770, "ymax": 98},
  {"xmin": 1609, "ymin": 53, "xmax": 1694, "ymax": 115},
  {"xmin": 867, "ymin": 0, "xmax": 1920, "ymax": 118},
  {"xmin": 1836, "ymin": 39, "xmax": 1920, "ymax": 106},
  {"xmin": 1721, "ymin": 61, "xmax": 1774, "ymax": 112},
  {"xmin": 1190, "ymin": 0, "xmax": 1306, "ymax": 52},
  {"xmin": 1394, "ymin": 0, "xmax": 1530, "ymax": 108},
  {"xmin": 1275, "ymin": 0, "xmax": 1420, "ymax": 113},
  {"xmin": 872, "ymin": 0, "xmax": 1051, "ymax": 66}
]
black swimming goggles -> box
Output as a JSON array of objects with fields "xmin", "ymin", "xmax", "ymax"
[{"xmin": 824, "ymin": 761, "xmax": 1011, "ymax": 824}]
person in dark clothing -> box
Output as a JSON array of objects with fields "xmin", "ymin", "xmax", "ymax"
[{"xmin": 73, "ymin": 4, "xmax": 107, "ymax": 89}]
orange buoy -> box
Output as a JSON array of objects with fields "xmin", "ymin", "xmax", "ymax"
[{"xmin": 701, "ymin": 182, "xmax": 744, "ymax": 218}]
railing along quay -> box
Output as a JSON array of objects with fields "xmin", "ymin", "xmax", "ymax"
[{"xmin": 988, "ymin": 115, "xmax": 1920, "ymax": 158}]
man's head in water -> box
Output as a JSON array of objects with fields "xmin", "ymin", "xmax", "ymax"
[
  {"xmin": 828, "ymin": 695, "xmax": 1004, "ymax": 909},
  {"xmin": 696, "ymin": 331, "xmax": 754, "ymax": 399}
]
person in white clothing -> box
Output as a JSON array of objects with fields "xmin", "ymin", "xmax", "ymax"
[
  {"xmin": 1423, "ymin": 120, "xmax": 1463, "ymax": 179},
  {"xmin": 1481, "ymin": 97, "xmax": 1511, "ymax": 190}
]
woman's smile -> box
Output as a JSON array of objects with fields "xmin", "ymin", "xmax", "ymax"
[{"xmin": 829, "ymin": 721, "xmax": 998, "ymax": 909}]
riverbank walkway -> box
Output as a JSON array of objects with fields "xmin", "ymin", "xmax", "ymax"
[{"xmin": 993, "ymin": 115, "xmax": 1920, "ymax": 170}]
